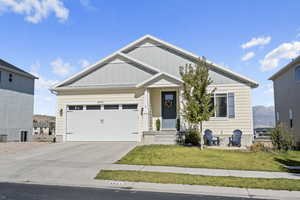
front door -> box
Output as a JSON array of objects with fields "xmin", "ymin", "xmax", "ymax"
[{"xmin": 161, "ymin": 91, "xmax": 177, "ymax": 129}]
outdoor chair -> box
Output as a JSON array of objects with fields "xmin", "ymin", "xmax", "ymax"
[
  {"xmin": 203, "ymin": 129, "xmax": 220, "ymax": 146},
  {"xmin": 229, "ymin": 129, "xmax": 242, "ymax": 147}
]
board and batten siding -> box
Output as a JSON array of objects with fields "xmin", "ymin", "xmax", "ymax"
[
  {"xmin": 55, "ymin": 89, "xmax": 145, "ymax": 142},
  {"xmin": 202, "ymin": 84, "xmax": 253, "ymax": 136}
]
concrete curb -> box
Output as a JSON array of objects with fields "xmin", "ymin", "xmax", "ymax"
[{"xmin": 2, "ymin": 178, "xmax": 300, "ymax": 200}]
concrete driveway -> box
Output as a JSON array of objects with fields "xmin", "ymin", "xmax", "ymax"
[{"xmin": 0, "ymin": 142, "xmax": 136, "ymax": 185}]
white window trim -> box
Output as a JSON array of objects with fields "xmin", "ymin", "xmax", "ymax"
[{"xmin": 210, "ymin": 92, "xmax": 230, "ymax": 120}]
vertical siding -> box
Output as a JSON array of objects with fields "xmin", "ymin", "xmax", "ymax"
[
  {"xmin": 126, "ymin": 44, "xmax": 241, "ymax": 85},
  {"xmin": 55, "ymin": 89, "xmax": 145, "ymax": 141},
  {"xmin": 273, "ymin": 62, "xmax": 300, "ymax": 141},
  {"xmin": 0, "ymin": 89, "xmax": 34, "ymax": 141}
]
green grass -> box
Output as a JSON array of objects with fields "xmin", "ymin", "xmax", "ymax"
[
  {"xmin": 96, "ymin": 170, "xmax": 300, "ymax": 191},
  {"xmin": 117, "ymin": 145, "xmax": 300, "ymax": 172}
]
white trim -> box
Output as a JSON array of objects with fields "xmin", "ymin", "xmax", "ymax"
[
  {"xmin": 136, "ymin": 72, "xmax": 183, "ymax": 88},
  {"xmin": 120, "ymin": 35, "xmax": 259, "ymax": 88},
  {"xmin": 51, "ymin": 52, "xmax": 160, "ymax": 90},
  {"xmin": 0, "ymin": 65, "xmax": 38, "ymax": 79}
]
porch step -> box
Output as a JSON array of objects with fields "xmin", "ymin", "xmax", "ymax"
[{"xmin": 143, "ymin": 130, "xmax": 178, "ymax": 145}]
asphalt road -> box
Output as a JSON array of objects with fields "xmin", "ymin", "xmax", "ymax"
[{"xmin": 0, "ymin": 182, "xmax": 265, "ymax": 200}]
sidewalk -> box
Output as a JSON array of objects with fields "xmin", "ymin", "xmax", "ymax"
[{"xmin": 104, "ymin": 164, "xmax": 300, "ymax": 179}]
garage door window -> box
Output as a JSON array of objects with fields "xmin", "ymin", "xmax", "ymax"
[
  {"xmin": 122, "ymin": 104, "xmax": 138, "ymax": 110},
  {"xmin": 68, "ymin": 105, "xmax": 83, "ymax": 110},
  {"xmin": 86, "ymin": 105, "xmax": 101, "ymax": 110},
  {"xmin": 104, "ymin": 105, "xmax": 119, "ymax": 110}
]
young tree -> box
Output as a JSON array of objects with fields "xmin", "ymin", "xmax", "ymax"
[{"xmin": 179, "ymin": 58, "xmax": 216, "ymax": 147}]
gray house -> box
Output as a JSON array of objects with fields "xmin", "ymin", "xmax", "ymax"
[
  {"xmin": 0, "ymin": 59, "xmax": 37, "ymax": 142},
  {"xmin": 269, "ymin": 56, "xmax": 300, "ymax": 146}
]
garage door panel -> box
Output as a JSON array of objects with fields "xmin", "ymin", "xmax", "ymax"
[{"xmin": 66, "ymin": 107, "xmax": 139, "ymax": 141}]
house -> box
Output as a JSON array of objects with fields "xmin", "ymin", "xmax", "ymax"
[
  {"xmin": 269, "ymin": 56, "xmax": 300, "ymax": 146},
  {"xmin": 0, "ymin": 59, "xmax": 37, "ymax": 142},
  {"xmin": 33, "ymin": 115, "xmax": 55, "ymax": 136},
  {"xmin": 50, "ymin": 35, "xmax": 258, "ymax": 146}
]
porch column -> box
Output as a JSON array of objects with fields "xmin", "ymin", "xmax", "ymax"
[
  {"xmin": 178, "ymin": 87, "xmax": 184, "ymax": 131},
  {"xmin": 143, "ymin": 88, "xmax": 150, "ymax": 131}
]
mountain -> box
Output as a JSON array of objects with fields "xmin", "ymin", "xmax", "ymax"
[{"xmin": 252, "ymin": 105, "xmax": 275, "ymax": 128}]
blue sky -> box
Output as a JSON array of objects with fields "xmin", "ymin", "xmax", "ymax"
[{"xmin": 0, "ymin": 0, "xmax": 299, "ymax": 116}]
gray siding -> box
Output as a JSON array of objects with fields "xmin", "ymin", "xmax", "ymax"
[
  {"xmin": 0, "ymin": 68, "xmax": 34, "ymax": 141},
  {"xmin": 68, "ymin": 60, "xmax": 155, "ymax": 87},
  {"xmin": 0, "ymin": 89, "xmax": 34, "ymax": 141},
  {"xmin": 273, "ymin": 61, "xmax": 300, "ymax": 142},
  {"xmin": 125, "ymin": 43, "xmax": 241, "ymax": 85},
  {"xmin": 0, "ymin": 69, "xmax": 34, "ymax": 95}
]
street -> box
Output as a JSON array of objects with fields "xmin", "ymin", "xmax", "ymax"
[{"xmin": 0, "ymin": 182, "xmax": 264, "ymax": 200}]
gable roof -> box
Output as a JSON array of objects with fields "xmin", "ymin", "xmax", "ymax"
[
  {"xmin": 51, "ymin": 52, "xmax": 160, "ymax": 89},
  {"xmin": 120, "ymin": 35, "xmax": 258, "ymax": 88},
  {"xmin": 51, "ymin": 35, "xmax": 259, "ymax": 91},
  {"xmin": 136, "ymin": 72, "xmax": 183, "ymax": 88},
  {"xmin": 0, "ymin": 59, "xmax": 38, "ymax": 79},
  {"xmin": 269, "ymin": 55, "xmax": 300, "ymax": 80}
]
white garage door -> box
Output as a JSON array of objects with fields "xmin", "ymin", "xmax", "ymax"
[{"xmin": 66, "ymin": 104, "xmax": 139, "ymax": 141}]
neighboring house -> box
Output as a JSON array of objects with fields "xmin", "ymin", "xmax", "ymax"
[
  {"xmin": 0, "ymin": 59, "xmax": 37, "ymax": 142},
  {"xmin": 50, "ymin": 35, "xmax": 258, "ymax": 146},
  {"xmin": 33, "ymin": 115, "xmax": 55, "ymax": 136},
  {"xmin": 269, "ymin": 56, "xmax": 300, "ymax": 146}
]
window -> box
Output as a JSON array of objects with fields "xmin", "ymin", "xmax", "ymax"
[
  {"xmin": 276, "ymin": 112, "xmax": 280, "ymax": 122},
  {"xmin": 68, "ymin": 105, "xmax": 83, "ymax": 110},
  {"xmin": 9, "ymin": 73, "xmax": 13, "ymax": 82},
  {"xmin": 295, "ymin": 66, "xmax": 300, "ymax": 81},
  {"xmin": 104, "ymin": 104, "xmax": 119, "ymax": 110},
  {"xmin": 86, "ymin": 105, "xmax": 101, "ymax": 110},
  {"xmin": 122, "ymin": 104, "xmax": 138, "ymax": 110},
  {"xmin": 210, "ymin": 93, "xmax": 235, "ymax": 118},
  {"xmin": 215, "ymin": 94, "xmax": 227, "ymax": 117}
]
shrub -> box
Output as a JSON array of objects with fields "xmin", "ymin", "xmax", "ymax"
[
  {"xmin": 156, "ymin": 119, "xmax": 161, "ymax": 131},
  {"xmin": 185, "ymin": 128, "xmax": 200, "ymax": 146},
  {"xmin": 250, "ymin": 143, "xmax": 268, "ymax": 152},
  {"xmin": 271, "ymin": 123, "xmax": 294, "ymax": 152}
]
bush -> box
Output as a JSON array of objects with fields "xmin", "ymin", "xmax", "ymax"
[
  {"xmin": 271, "ymin": 123, "xmax": 294, "ymax": 152},
  {"xmin": 250, "ymin": 143, "xmax": 268, "ymax": 152},
  {"xmin": 156, "ymin": 119, "xmax": 161, "ymax": 131},
  {"xmin": 185, "ymin": 128, "xmax": 200, "ymax": 146}
]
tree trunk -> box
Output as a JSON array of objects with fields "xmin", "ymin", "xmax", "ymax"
[{"xmin": 199, "ymin": 121, "xmax": 204, "ymax": 150}]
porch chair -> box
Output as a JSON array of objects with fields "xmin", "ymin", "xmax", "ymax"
[
  {"xmin": 229, "ymin": 130, "xmax": 242, "ymax": 147},
  {"xmin": 203, "ymin": 129, "xmax": 220, "ymax": 146}
]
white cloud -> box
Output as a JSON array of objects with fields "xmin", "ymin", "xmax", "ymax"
[
  {"xmin": 241, "ymin": 52, "xmax": 255, "ymax": 61},
  {"xmin": 0, "ymin": 0, "xmax": 69, "ymax": 23},
  {"xmin": 79, "ymin": 59, "xmax": 90, "ymax": 68},
  {"xmin": 263, "ymin": 83, "xmax": 273, "ymax": 94},
  {"xmin": 51, "ymin": 57, "xmax": 73, "ymax": 77},
  {"xmin": 260, "ymin": 41, "xmax": 300, "ymax": 71},
  {"xmin": 241, "ymin": 36, "xmax": 271, "ymax": 49},
  {"xmin": 30, "ymin": 61, "xmax": 59, "ymax": 90}
]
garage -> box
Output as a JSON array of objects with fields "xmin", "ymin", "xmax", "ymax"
[{"xmin": 66, "ymin": 104, "xmax": 139, "ymax": 141}]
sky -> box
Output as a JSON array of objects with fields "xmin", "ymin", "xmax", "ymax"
[{"xmin": 0, "ymin": 0, "xmax": 299, "ymax": 116}]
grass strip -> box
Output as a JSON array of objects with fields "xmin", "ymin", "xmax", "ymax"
[{"xmin": 96, "ymin": 170, "xmax": 300, "ymax": 191}]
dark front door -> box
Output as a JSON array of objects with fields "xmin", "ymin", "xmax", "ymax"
[{"xmin": 161, "ymin": 91, "xmax": 177, "ymax": 129}]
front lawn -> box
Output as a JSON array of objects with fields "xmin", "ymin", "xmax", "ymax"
[
  {"xmin": 117, "ymin": 145, "xmax": 300, "ymax": 172},
  {"xmin": 96, "ymin": 170, "xmax": 300, "ymax": 191}
]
